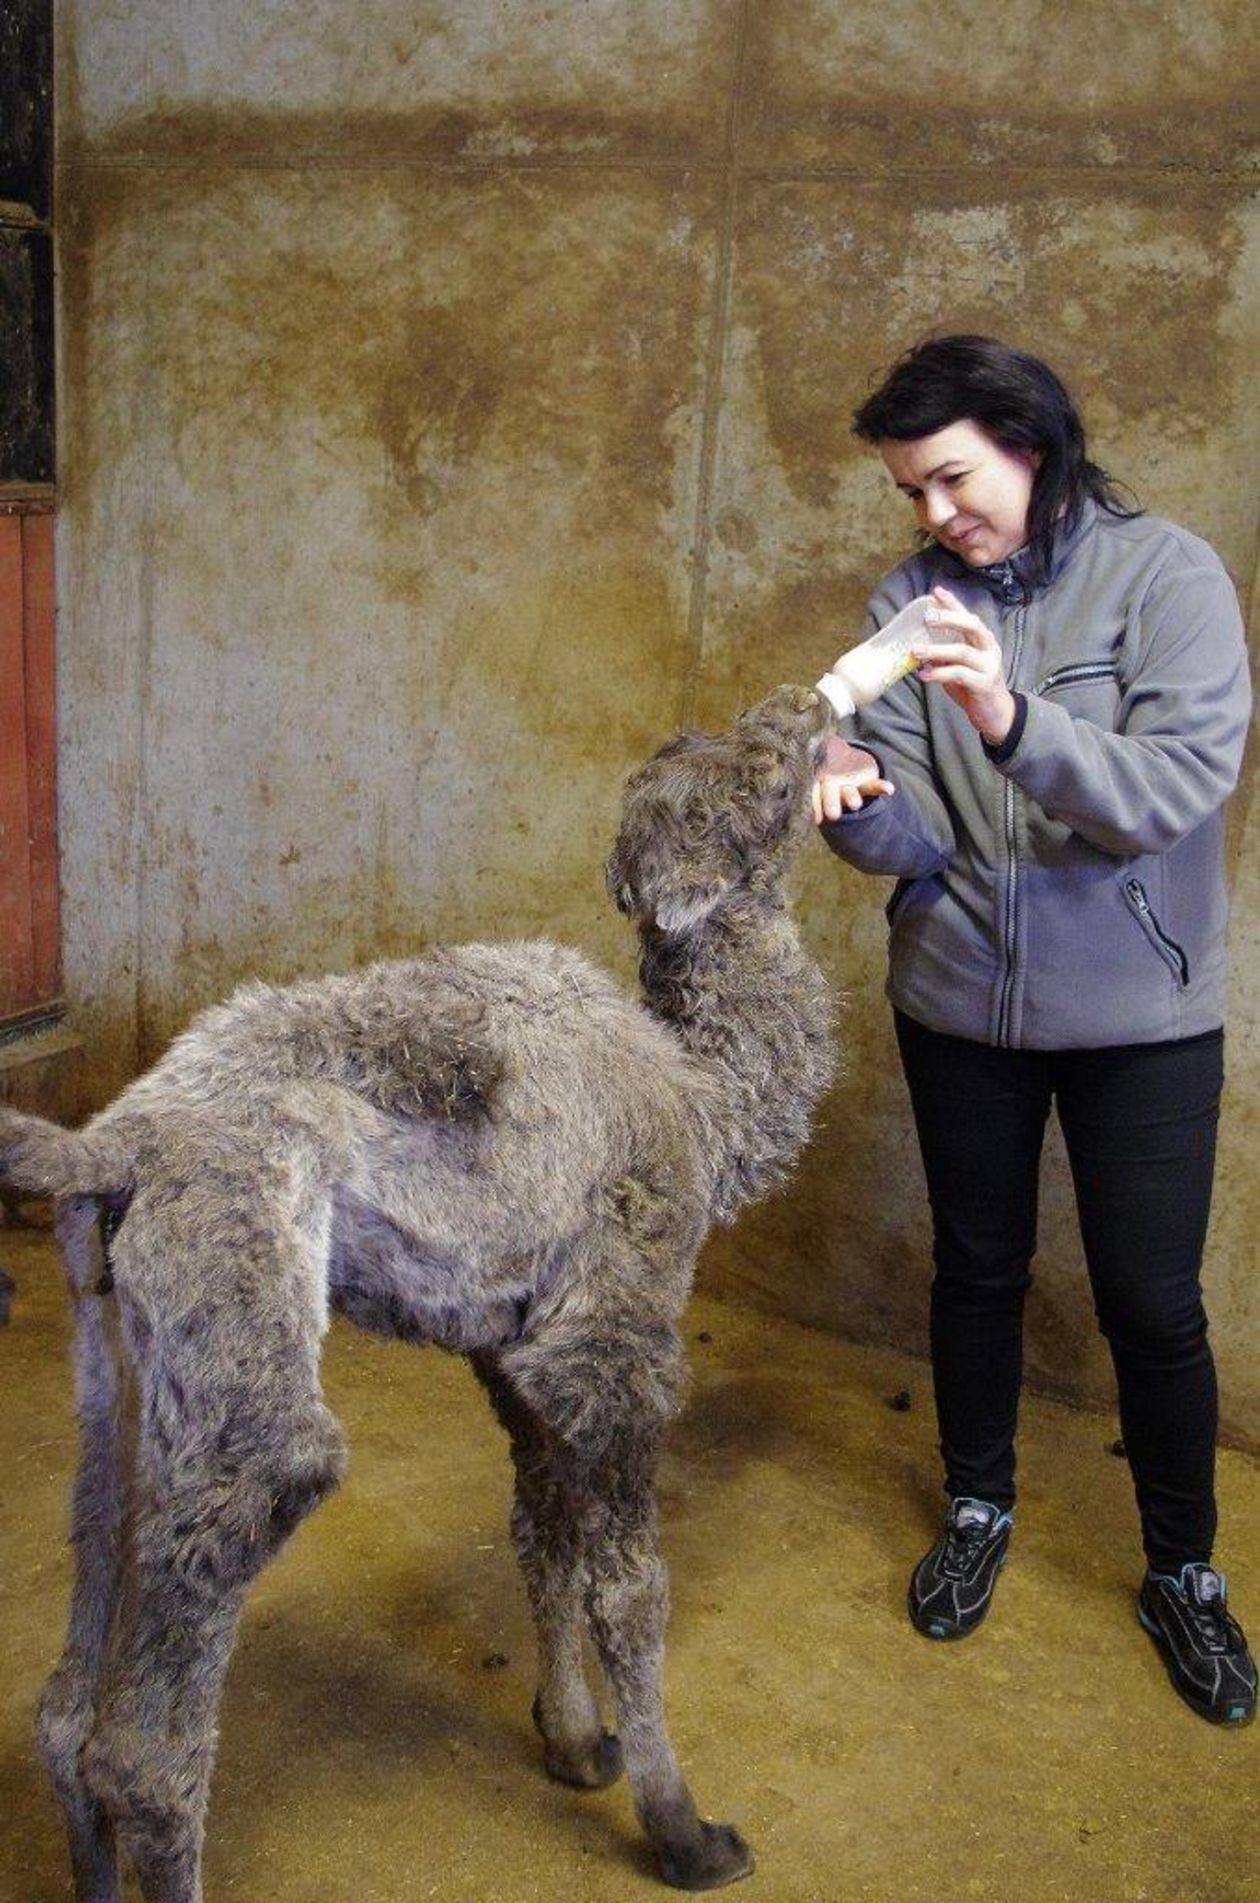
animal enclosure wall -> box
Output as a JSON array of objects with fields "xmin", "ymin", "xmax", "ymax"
[{"xmin": 52, "ymin": 2, "xmax": 1258, "ymax": 1441}]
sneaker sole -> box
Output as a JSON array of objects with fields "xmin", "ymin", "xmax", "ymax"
[{"xmin": 1137, "ymin": 1602, "xmax": 1256, "ymax": 1727}]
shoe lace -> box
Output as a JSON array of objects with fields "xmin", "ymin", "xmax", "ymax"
[
  {"xmin": 942, "ymin": 1518, "xmax": 990, "ymax": 1574},
  {"xmin": 1180, "ymin": 1569, "xmax": 1238, "ymax": 1655},
  {"xmin": 1190, "ymin": 1595, "xmax": 1239, "ymax": 1654}
]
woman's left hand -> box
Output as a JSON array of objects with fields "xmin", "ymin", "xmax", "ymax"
[{"xmin": 912, "ymin": 585, "xmax": 1017, "ymax": 746}]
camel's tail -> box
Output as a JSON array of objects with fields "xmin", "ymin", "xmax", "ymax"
[{"xmin": 0, "ymin": 1106, "xmax": 134, "ymax": 1200}]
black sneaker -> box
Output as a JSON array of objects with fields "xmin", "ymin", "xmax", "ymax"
[
  {"xmin": 909, "ymin": 1497, "xmax": 1012, "ymax": 1641},
  {"xmin": 1138, "ymin": 1564, "xmax": 1256, "ymax": 1726}
]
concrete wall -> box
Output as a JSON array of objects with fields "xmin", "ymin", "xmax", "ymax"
[{"xmin": 54, "ymin": 3, "xmax": 1258, "ymax": 1441}]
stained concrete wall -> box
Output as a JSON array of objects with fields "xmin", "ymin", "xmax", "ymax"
[{"xmin": 53, "ymin": 3, "xmax": 1258, "ymax": 1440}]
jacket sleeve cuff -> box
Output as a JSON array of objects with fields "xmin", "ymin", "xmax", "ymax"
[
  {"xmin": 817, "ymin": 782, "xmax": 953, "ymax": 879},
  {"xmin": 982, "ymin": 692, "xmax": 1028, "ymax": 766}
]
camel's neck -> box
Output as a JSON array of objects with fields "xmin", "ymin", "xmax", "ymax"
[{"xmin": 637, "ymin": 893, "xmax": 834, "ymax": 1225}]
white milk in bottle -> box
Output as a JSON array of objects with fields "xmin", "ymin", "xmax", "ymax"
[{"xmin": 816, "ymin": 595, "xmax": 938, "ymax": 719}]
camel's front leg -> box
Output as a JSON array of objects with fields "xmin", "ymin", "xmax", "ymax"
[
  {"xmin": 579, "ymin": 1452, "xmax": 753, "ymax": 1892},
  {"xmin": 471, "ymin": 1351, "xmax": 623, "ymax": 1791},
  {"xmin": 495, "ymin": 1207, "xmax": 752, "ymax": 1892}
]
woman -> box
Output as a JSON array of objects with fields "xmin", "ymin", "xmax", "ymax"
[{"xmin": 815, "ymin": 335, "xmax": 1254, "ymax": 1726}]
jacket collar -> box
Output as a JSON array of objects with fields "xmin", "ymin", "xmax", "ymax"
[{"xmin": 933, "ymin": 497, "xmax": 1099, "ymax": 600}]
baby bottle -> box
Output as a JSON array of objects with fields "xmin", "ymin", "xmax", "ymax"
[{"xmin": 815, "ymin": 595, "xmax": 938, "ymax": 719}]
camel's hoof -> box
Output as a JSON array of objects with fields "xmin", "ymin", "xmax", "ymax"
[
  {"xmin": 659, "ymin": 1821, "xmax": 755, "ymax": 1891},
  {"xmin": 532, "ymin": 1693, "xmax": 624, "ymax": 1788},
  {"xmin": 543, "ymin": 1727, "xmax": 624, "ymax": 1790}
]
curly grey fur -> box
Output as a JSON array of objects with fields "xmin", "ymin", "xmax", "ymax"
[{"xmin": 3, "ymin": 684, "xmax": 835, "ymax": 1901}]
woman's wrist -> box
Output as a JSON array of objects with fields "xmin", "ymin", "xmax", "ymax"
[
  {"xmin": 980, "ymin": 691, "xmax": 1028, "ymax": 763},
  {"xmin": 975, "ymin": 687, "xmax": 1018, "ymax": 746}
]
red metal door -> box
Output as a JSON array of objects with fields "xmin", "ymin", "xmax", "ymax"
[{"xmin": 0, "ymin": 501, "xmax": 60, "ymax": 1026}]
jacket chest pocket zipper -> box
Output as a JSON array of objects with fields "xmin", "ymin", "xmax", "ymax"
[
  {"xmin": 1124, "ymin": 879, "xmax": 1189, "ymax": 987},
  {"xmin": 1036, "ymin": 661, "xmax": 1119, "ymax": 695}
]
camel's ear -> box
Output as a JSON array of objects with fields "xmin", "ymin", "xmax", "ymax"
[
  {"xmin": 653, "ymin": 881, "xmax": 728, "ymax": 936},
  {"xmin": 604, "ymin": 851, "xmax": 636, "ymax": 915}
]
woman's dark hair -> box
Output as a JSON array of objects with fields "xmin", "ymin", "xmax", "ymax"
[{"xmin": 853, "ymin": 335, "xmax": 1139, "ymax": 582}]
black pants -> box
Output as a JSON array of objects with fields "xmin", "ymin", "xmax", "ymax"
[{"xmin": 894, "ymin": 1010, "xmax": 1224, "ymax": 1573}]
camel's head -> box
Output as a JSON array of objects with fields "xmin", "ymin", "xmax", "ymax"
[{"xmin": 606, "ymin": 684, "xmax": 834, "ymax": 937}]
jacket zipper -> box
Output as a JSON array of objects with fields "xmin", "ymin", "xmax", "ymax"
[
  {"xmin": 996, "ymin": 585, "xmax": 1028, "ymax": 1046},
  {"xmin": 1123, "ymin": 879, "xmax": 1190, "ymax": 986}
]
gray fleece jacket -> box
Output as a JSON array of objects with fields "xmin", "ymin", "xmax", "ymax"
[{"xmin": 822, "ymin": 500, "xmax": 1251, "ymax": 1048}]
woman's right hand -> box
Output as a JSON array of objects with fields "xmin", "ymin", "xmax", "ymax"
[{"xmin": 812, "ymin": 736, "xmax": 896, "ymax": 823}]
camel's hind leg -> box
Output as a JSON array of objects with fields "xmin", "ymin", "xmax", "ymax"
[
  {"xmin": 57, "ymin": 1181, "xmax": 346, "ymax": 1903},
  {"xmin": 471, "ymin": 1350, "xmax": 622, "ymax": 1791},
  {"xmin": 37, "ymin": 1201, "xmax": 131, "ymax": 1903},
  {"xmin": 79, "ymin": 1541, "xmax": 246, "ymax": 1903},
  {"xmin": 82, "ymin": 1393, "xmax": 344, "ymax": 1903}
]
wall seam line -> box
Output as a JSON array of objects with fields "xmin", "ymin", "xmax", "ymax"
[
  {"xmin": 133, "ymin": 36, "xmax": 159, "ymax": 1070},
  {"xmin": 53, "ymin": 157, "xmax": 1255, "ymax": 185},
  {"xmin": 680, "ymin": 0, "xmax": 751, "ymax": 728}
]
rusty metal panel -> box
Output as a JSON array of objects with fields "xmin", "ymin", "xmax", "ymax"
[
  {"xmin": 0, "ymin": 507, "xmax": 59, "ymax": 1023},
  {"xmin": 0, "ymin": 513, "xmax": 36, "ymax": 1016}
]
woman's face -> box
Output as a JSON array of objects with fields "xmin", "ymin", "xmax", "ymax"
[{"xmin": 879, "ymin": 420, "xmax": 1039, "ymax": 567}]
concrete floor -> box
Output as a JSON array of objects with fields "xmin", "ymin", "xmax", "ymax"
[{"xmin": 1, "ymin": 1222, "xmax": 1255, "ymax": 1903}]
